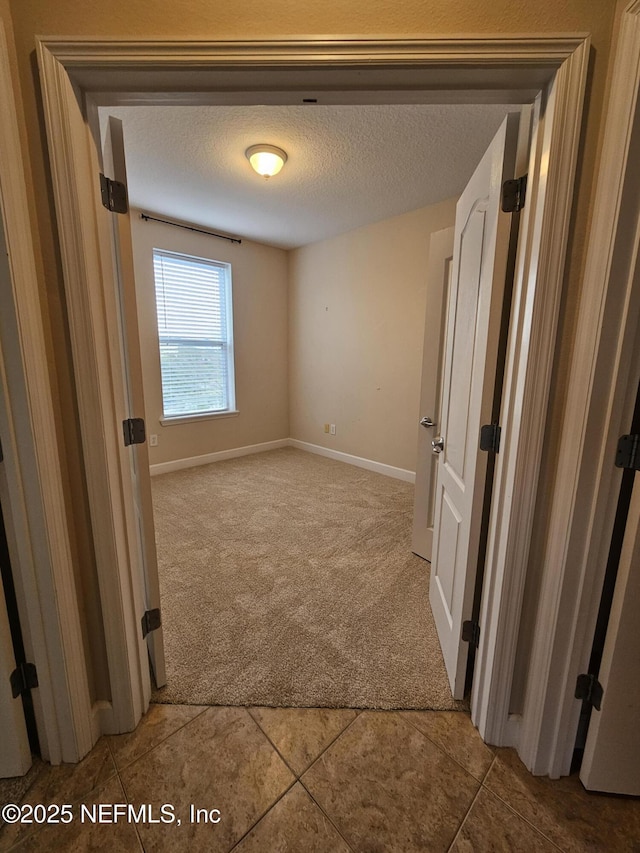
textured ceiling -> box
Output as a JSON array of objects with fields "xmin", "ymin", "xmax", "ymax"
[{"xmin": 99, "ymin": 104, "xmax": 516, "ymax": 249}]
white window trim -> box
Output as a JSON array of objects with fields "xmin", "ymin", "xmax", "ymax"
[{"xmin": 153, "ymin": 248, "xmax": 236, "ymax": 419}]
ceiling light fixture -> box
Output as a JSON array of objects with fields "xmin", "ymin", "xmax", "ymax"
[{"xmin": 245, "ymin": 144, "xmax": 288, "ymax": 179}]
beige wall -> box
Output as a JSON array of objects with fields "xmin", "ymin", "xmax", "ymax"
[
  {"xmin": 130, "ymin": 212, "xmax": 289, "ymax": 465},
  {"xmin": 133, "ymin": 197, "xmax": 454, "ymax": 473},
  {"xmin": 5, "ymin": 4, "xmax": 616, "ymax": 476},
  {"xmin": 0, "ymin": 0, "xmax": 620, "ymax": 706},
  {"xmin": 289, "ymin": 199, "xmax": 457, "ymax": 473}
]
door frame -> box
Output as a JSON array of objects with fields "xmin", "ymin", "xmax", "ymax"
[
  {"xmin": 37, "ymin": 35, "xmax": 590, "ymax": 768},
  {"xmin": 0, "ymin": 21, "xmax": 93, "ymax": 765},
  {"xmin": 519, "ymin": 0, "xmax": 640, "ymax": 777}
]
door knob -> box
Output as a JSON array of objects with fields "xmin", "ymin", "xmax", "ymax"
[
  {"xmin": 432, "ymin": 436, "xmax": 444, "ymax": 454},
  {"xmin": 420, "ymin": 416, "xmax": 436, "ymax": 428}
]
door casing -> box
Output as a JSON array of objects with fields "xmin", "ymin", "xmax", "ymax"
[
  {"xmin": 36, "ymin": 34, "xmax": 592, "ymax": 772},
  {"xmin": 518, "ymin": 1, "xmax": 640, "ymax": 778},
  {"xmin": 0, "ymin": 21, "xmax": 93, "ymax": 768}
]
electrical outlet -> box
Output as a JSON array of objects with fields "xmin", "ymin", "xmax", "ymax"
[
  {"xmin": 149, "ymin": 434, "xmax": 158, "ymax": 447},
  {"xmin": 330, "ymin": 424, "xmax": 336, "ymax": 435},
  {"xmin": 324, "ymin": 423, "xmax": 330, "ymax": 434}
]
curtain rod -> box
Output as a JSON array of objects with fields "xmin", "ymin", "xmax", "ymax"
[{"xmin": 140, "ymin": 213, "xmax": 242, "ymax": 244}]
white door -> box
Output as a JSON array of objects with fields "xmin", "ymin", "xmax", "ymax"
[
  {"xmin": 430, "ymin": 114, "xmax": 520, "ymax": 699},
  {"xmin": 0, "ymin": 208, "xmax": 32, "ymax": 777},
  {"xmin": 101, "ymin": 116, "xmax": 166, "ymax": 688},
  {"xmin": 580, "ymin": 474, "xmax": 640, "ymax": 795},
  {"xmin": 0, "ymin": 476, "xmax": 31, "ymax": 778},
  {"xmin": 412, "ymin": 227, "xmax": 455, "ymax": 561},
  {"xmin": 0, "ymin": 576, "xmax": 31, "ymax": 778}
]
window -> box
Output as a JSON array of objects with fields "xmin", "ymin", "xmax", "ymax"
[{"xmin": 152, "ymin": 249, "xmax": 235, "ymax": 419}]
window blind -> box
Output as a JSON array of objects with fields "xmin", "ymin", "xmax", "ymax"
[{"xmin": 153, "ymin": 249, "xmax": 234, "ymax": 418}]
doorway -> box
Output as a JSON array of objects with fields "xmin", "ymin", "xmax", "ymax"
[
  {"xmin": 97, "ymin": 100, "xmax": 522, "ymax": 710},
  {"xmin": 37, "ymin": 35, "xmax": 589, "ymax": 762}
]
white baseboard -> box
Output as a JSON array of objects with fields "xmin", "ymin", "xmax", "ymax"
[
  {"xmin": 150, "ymin": 437, "xmax": 416, "ymax": 483},
  {"xmin": 149, "ymin": 438, "xmax": 289, "ymax": 476},
  {"xmin": 92, "ymin": 699, "xmax": 115, "ymax": 739},
  {"xmin": 502, "ymin": 714, "xmax": 522, "ymax": 749},
  {"xmin": 288, "ymin": 439, "xmax": 415, "ymax": 483}
]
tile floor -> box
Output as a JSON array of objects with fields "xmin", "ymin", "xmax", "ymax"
[{"xmin": 1, "ymin": 704, "xmax": 639, "ymax": 851}]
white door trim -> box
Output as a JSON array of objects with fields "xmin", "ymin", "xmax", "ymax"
[
  {"xmin": 520, "ymin": 1, "xmax": 640, "ymax": 777},
  {"xmin": 0, "ymin": 21, "xmax": 94, "ymax": 763},
  {"xmin": 37, "ymin": 46, "xmax": 152, "ymax": 736},
  {"xmin": 36, "ymin": 35, "xmax": 589, "ymax": 769}
]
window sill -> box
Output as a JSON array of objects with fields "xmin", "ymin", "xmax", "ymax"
[{"xmin": 160, "ymin": 410, "xmax": 240, "ymax": 427}]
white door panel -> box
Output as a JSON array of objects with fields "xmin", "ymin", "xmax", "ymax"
[
  {"xmin": 412, "ymin": 227, "xmax": 454, "ymax": 561},
  {"xmin": 103, "ymin": 117, "xmax": 166, "ymax": 689},
  {"xmin": 430, "ymin": 114, "xmax": 520, "ymax": 699},
  {"xmin": 434, "ymin": 486, "xmax": 461, "ymax": 619},
  {"xmin": 0, "ymin": 465, "xmax": 31, "ymax": 778},
  {"xmin": 580, "ymin": 475, "xmax": 640, "ymax": 794},
  {"xmin": 0, "ymin": 209, "xmax": 32, "ymax": 777},
  {"xmin": 0, "ymin": 576, "xmax": 31, "ymax": 778}
]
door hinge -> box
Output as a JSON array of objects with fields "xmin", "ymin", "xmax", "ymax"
[
  {"xmin": 10, "ymin": 662, "xmax": 38, "ymax": 698},
  {"xmin": 123, "ymin": 417, "xmax": 146, "ymax": 447},
  {"xmin": 480, "ymin": 423, "xmax": 501, "ymax": 453},
  {"xmin": 615, "ymin": 434, "xmax": 640, "ymax": 471},
  {"xmin": 462, "ymin": 620, "xmax": 481, "ymax": 648},
  {"xmin": 502, "ymin": 175, "xmax": 527, "ymax": 213},
  {"xmin": 575, "ymin": 673, "xmax": 604, "ymax": 711},
  {"xmin": 141, "ymin": 608, "xmax": 162, "ymax": 639},
  {"xmin": 100, "ymin": 173, "xmax": 128, "ymax": 214}
]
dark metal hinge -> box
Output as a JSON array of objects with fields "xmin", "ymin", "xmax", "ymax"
[
  {"xmin": 615, "ymin": 434, "xmax": 640, "ymax": 471},
  {"xmin": 123, "ymin": 417, "xmax": 146, "ymax": 447},
  {"xmin": 10, "ymin": 662, "xmax": 38, "ymax": 698},
  {"xmin": 502, "ymin": 175, "xmax": 528, "ymax": 213},
  {"xmin": 141, "ymin": 608, "xmax": 162, "ymax": 639},
  {"xmin": 100, "ymin": 173, "xmax": 128, "ymax": 214},
  {"xmin": 480, "ymin": 423, "xmax": 501, "ymax": 453},
  {"xmin": 462, "ymin": 620, "xmax": 481, "ymax": 648},
  {"xmin": 575, "ymin": 673, "xmax": 604, "ymax": 711}
]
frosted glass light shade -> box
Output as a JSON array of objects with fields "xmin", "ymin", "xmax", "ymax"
[{"xmin": 246, "ymin": 144, "xmax": 287, "ymax": 178}]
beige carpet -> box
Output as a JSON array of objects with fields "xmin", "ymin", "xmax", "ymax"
[{"xmin": 151, "ymin": 447, "xmax": 461, "ymax": 710}]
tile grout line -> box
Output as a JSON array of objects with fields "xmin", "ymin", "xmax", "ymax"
[
  {"xmin": 297, "ymin": 710, "xmax": 364, "ymax": 778},
  {"xmin": 109, "ymin": 705, "xmax": 211, "ymax": 775},
  {"xmin": 246, "ymin": 707, "xmax": 363, "ymax": 779},
  {"xmin": 6, "ymin": 710, "xmax": 242, "ymax": 851},
  {"xmin": 295, "ymin": 711, "xmax": 398, "ymax": 853},
  {"xmin": 297, "ymin": 775, "xmax": 357, "ymax": 852},
  {"xmin": 245, "ymin": 708, "xmax": 301, "ymax": 779},
  {"xmin": 107, "ymin": 716, "xmax": 294, "ymax": 853},
  {"xmin": 222, "ymin": 707, "xmax": 314, "ymax": 851},
  {"xmin": 399, "ymin": 718, "xmax": 564, "ymax": 852},
  {"xmin": 399, "ymin": 714, "xmax": 573, "ymax": 851},
  {"xmin": 226, "ymin": 777, "xmax": 298, "ymax": 853},
  {"xmin": 400, "ymin": 712, "xmax": 490, "ymax": 785},
  {"xmin": 386, "ymin": 713, "xmax": 497, "ymax": 853},
  {"xmin": 242, "ymin": 708, "xmax": 361, "ymax": 852},
  {"xmin": 479, "ymin": 777, "xmax": 565, "ymax": 852},
  {"xmin": 106, "ymin": 738, "xmax": 147, "ymax": 853},
  {"xmin": 4, "ymin": 745, "xmax": 129, "ymax": 853},
  {"xmin": 294, "ymin": 711, "xmax": 365, "ymax": 852},
  {"xmin": 446, "ymin": 761, "xmax": 488, "ymax": 853}
]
